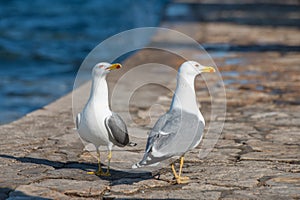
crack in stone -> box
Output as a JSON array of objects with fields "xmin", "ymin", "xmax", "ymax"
[
  {"xmin": 257, "ymin": 175, "xmax": 274, "ymax": 187},
  {"xmin": 109, "ymin": 183, "xmax": 182, "ymax": 198},
  {"xmin": 64, "ymin": 191, "xmax": 103, "ymax": 198},
  {"xmin": 207, "ymin": 182, "xmax": 249, "ymax": 190},
  {"xmin": 231, "ymin": 140, "xmax": 258, "ymax": 162},
  {"xmin": 239, "ymin": 158, "xmax": 300, "ymax": 164},
  {"xmin": 219, "ymin": 190, "xmax": 235, "ymax": 199}
]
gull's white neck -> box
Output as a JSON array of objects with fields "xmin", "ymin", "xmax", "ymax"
[
  {"xmin": 89, "ymin": 75, "xmax": 110, "ymax": 110},
  {"xmin": 170, "ymin": 73, "xmax": 199, "ymax": 114}
]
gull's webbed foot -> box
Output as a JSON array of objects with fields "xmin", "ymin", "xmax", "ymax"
[
  {"xmin": 100, "ymin": 170, "xmax": 111, "ymax": 176},
  {"xmin": 87, "ymin": 150, "xmax": 112, "ymax": 176},
  {"xmin": 176, "ymin": 176, "xmax": 190, "ymax": 184},
  {"xmin": 87, "ymin": 169, "xmax": 103, "ymax": 176},
  {"xmin": 171, "ymin": 155, "xmax": 189, "ymax": 184}
]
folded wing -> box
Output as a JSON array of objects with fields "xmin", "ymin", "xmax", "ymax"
[{"xmin": 105, "ymin": 112, "xmax": 129, "ymax": 147}]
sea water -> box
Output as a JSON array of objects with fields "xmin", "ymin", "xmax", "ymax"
[{"xmin": 0, "ymin": 0, "xmax": 167, "ymax": 124}]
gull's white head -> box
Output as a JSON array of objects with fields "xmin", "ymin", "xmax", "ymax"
[
  {"xmin": 179, "ymin": 61, "xmax": 215, "ymax": 76},
  {"xmin": 92, "ymin": 62, "xmax": 122, "ymax": 77}
]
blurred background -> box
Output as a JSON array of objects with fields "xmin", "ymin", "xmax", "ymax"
[
  {"xmin": 0, "ymin": 0, "xmax": 167, "ymax": 124},
  {"xmin": 1, "ymin": 0, "xmax": 299, "ymax": 125}
]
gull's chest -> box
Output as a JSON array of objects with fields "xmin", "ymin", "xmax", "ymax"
[
  {"xmin": 78, "ymin": 102, "xmax": 112, "ymax": 144},
  {"xmin": 84, "ymin": 103, "xmax": 111, "ymax": 128}
]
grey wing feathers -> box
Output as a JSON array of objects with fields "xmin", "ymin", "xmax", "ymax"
[
  {"xmin": 141, "ymin": 109, "xmax": 204, "ymax": 166},
  {"xmin": 144, "ymin": 110, "xmax": 181, "ymax": 153},
  {"xmin": 144, "ymin": 112, "xmax": 172, "ymax": 152},
  {"xmin": 105, "ymin": 112, "xmax": 129, "ymax": 147}
]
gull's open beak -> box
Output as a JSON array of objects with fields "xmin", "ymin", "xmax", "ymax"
[
  {"xmin": 107, "ymin": 63, "xmax": 122, "ymax": 71},
  {"xmin": 202, "ymin": 66, "xmax": 216, "ymax": 73}
]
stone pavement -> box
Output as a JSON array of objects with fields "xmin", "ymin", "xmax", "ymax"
[{"xmin": 1, "ymin": 1, "xmax": 300, "ymax": 199}]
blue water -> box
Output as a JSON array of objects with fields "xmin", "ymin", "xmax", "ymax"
[{"xmin": 0, "ymin": 0, "xmax": 167, "ymax": 124}]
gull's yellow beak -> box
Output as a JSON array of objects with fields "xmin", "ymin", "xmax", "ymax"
[
  {"xmin": 107, "ymin": 63, "xmax": 122, "ymax": 71},
  {"xmin": 202, "ymin": 66, "xmax": 216, "ymax": 73}
]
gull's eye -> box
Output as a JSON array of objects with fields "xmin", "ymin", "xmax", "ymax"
[
  {"xmin": 98, "ymin": 65, "xmax": 104, "ymax": 68},
  {"xmin": 195, "ymin": 64, "xmax": 199, "ymax": 67}
]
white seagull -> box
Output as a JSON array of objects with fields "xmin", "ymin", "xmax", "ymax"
[
  {"xmin": 76, "ymin": 62, "xmax": 129, "ymax": 176},
  {"xmin": 132, "ymin": 61, "xmax": 215, "ymax": 184}
]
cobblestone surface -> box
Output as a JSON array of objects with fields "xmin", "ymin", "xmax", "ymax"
[{"xmin": 1, "ymin": 1, "xmax": 300, "ymax": 199}]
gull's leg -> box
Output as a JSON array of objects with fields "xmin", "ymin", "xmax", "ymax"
[
  {"xmin": 101, "ymin": 150, "xmax": 112, "ymax": 176},
  {"xmin": 176, "ymin": 155, "xmax": 189, "ymax": 184},
  {"xmin": 87, "ymin": 148, "xmax": 103, "ymax": 175},
  {"xmin": 178, "ymin": 156, "xmax": 184, "ymax": 177},
  {"xmin": 171, "ymin": 162, "xmax": 179, "ymax": 179}
]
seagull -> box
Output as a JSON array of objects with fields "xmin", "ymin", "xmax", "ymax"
[
  {"xmin": 76, "ymin": 62, "xmax": 129, "ymax": 176},
  {"xmin": 132, "ymin": 61, "xmax": 215, "ymax": 184}
]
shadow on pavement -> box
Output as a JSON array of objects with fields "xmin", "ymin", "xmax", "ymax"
[
  {"xmin": 0, "ymin": 187, "xmax": 51, "ymax": 200},
  {"xmin": 0, "ymin": 154, "xmax": 153, "ymax": 185}
]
